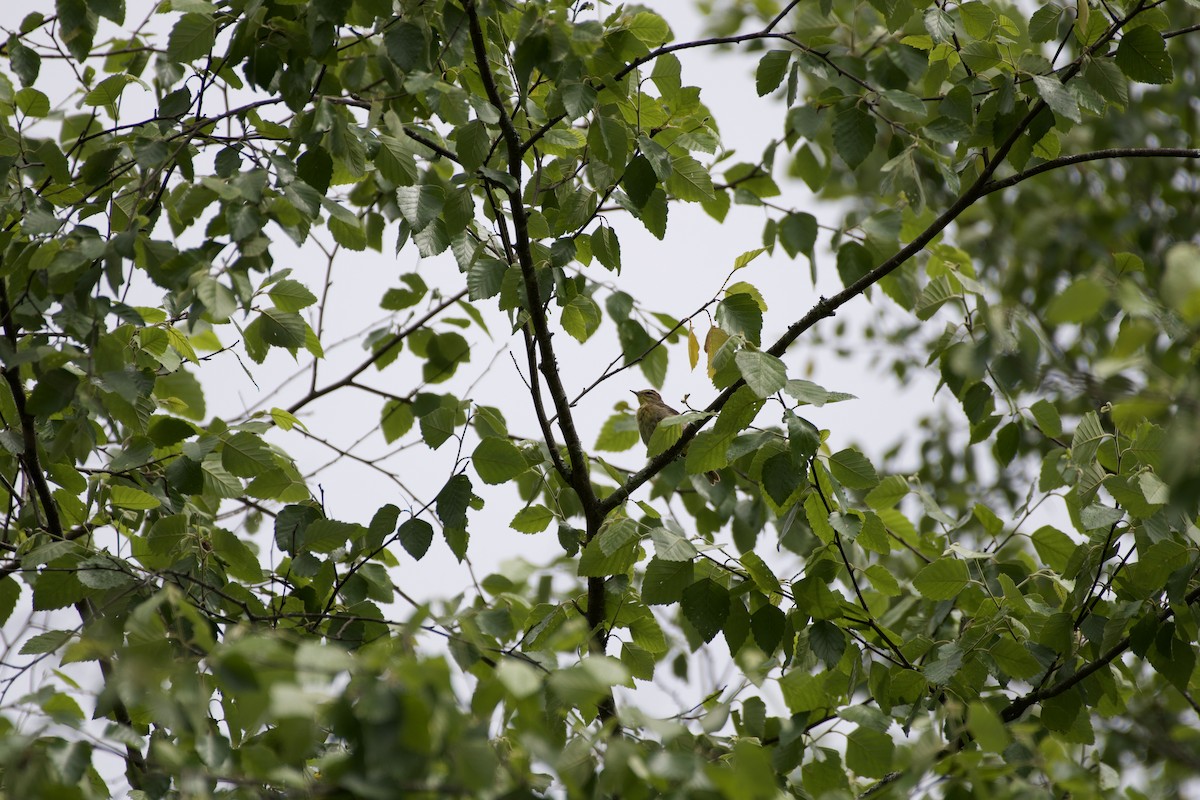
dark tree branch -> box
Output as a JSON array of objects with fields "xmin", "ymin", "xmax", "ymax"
[
  {"xmin": 287, "ymin": 289, "xmax": 468, "ymax": 416},
  {"xmin": 598, "ymin": 0, "xmax": 1174, "ymax": 516},
  {"xmin": 1002, "ymin": 581, "xmax": 1200, "ymax": 723},
  {"xmin": 523, "ymin": 327, "xmax": 570, "ymax": 477},
  {"xmin": 0, "ymin": 284, "xmax": 63, "ymax": 540},
  {"xmin": 811, "ymin": 460, "xmax": 913, "ymax": 670},
  {"xmin": 466, "ymin": 0, "xmax": 616, "ymax": 726},
  {"xmin": 464, "ymin": 1, "xmax": 595, "ymax": 507},
  {"xmin": 982, "ymin": 148, "xmax": 1200, "ymax": 195}
]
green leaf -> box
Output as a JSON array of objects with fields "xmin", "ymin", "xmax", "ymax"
[
  {"xmin": 420, "ymin": 406, "xmax": 457, "ymax": 449},
  {"xmin": 846, "ymin": 727, "xmax": 894, "ymax": 779},
  {"xmin": 780, "ymin": 670, "xmax": 828, "ymax": 713},
  {"xmin": 832, "ymin": 105, "xmax": 876, "ymax": 169},
  {"xmin": 221, "ymin": 431, "xmax": 275, "ymax": 478},
  {"xmin": 1046, "ymin": 277, "xmax": 1108, "ymax": 324},
  {"xmin": 913, "ymin": 558, "xmax": 969, "ymax": 600},
  {"xmin": 395, "ymin": 185, "xmax": 444, "ymax": 231},
  {"xmin": 1032, "ymin": 525, "xmax": 1076, "ymax": 572},
  {"xmin": 20, "ymin": 629, "xmax": 74, "ymax": 655},
  {"xmin": 1071, "ymin": 411, "xmax": 1106, "ymax": 466},
  {"xmin": 57, "ymin": 0, "xmax": 97, "ymax": 62},
  {"xmin": 733, "ymin": 248, "xmax": 767, "ymax": 270},
  {"xmin": 1030, "ymin": 399, "xmax": 1062, "ymax": 438},
  {"xmin": 368, "ymin": 504, "xmax": 400, "ymax": 545},
  {"xmin": 7, "ymin": 36, "xmax": 40, "ymax": 86},
  {"xmin": 15, "ymin": 87, "xmax": 50, "ymax": 117},
  {"xmin": 304, "ymin": 519, "xmax": 357, "ymax": 553},
  {"xmin": 588, "ymin": 111, "xmax": 630, "ymax": 168},
  {"xmin": 471, "ymin": 437, "xmax": 527, "ymax": 485},
  {"xmin": 968, "ymin": 701, "xmax": 1011, "ymax": 753},
  {"xmin": 779, "ymin": 212, "xmax": 817, "ymax": 260},
  {"xmin": 28, "ymin": 368, "xmax": 80, "ymax": 417},
  {"xmin": 33, "ymin": 571, "xmax": 88, "ymax": 611},
  {"xmin": 924, "ymin": 643, "xmax": 963, "ymax": 683},
  {"xmin": 381, "ymin": 400, "xmax": 415, "ymax": 443},
  {"xmin": 990, "ymin": 638, "xmax": 1042, "ymax": 679},
  {"xmin": 167, "ymin": 13, "xmax": 215, "ymax": 62},
  {"xmin": 398, "ymin": 517, "xmax": 433, "ymax": 560},
  {"xmin": 561, "ymin": 295, "xmax": 601, "ymax": 343},
  {"xmin": 626, "ymin": 12, "xmax": 670, "ymax": 45},
  {"xmin": 376, "ymin": 134, "xmax": 419, "ymax": 185},
  {"xmin": 828, "ymin": 449, "xmax": 879, "ymax": 489},
  {"xmin": 751, "ymin": 605, "xmax": 785, "ymax": 652},
  {"xmin": 1114, "ymin": 26, "xmax": 1173, "ymax": 85},
  {"xmin": 914, "ymin": 276, "xmax": 962, "ymax": 320},
  {"xmin": 511, "ymin": 505, "xmax": 553, "ymax": 533},
  {"xmin": 864, "ymin": 564, "xmax": 901, "ymax": 595},
  {"xmin": 1028, "ymin": 5, "xmax": 1064, "ymax": 43},
  {"xmin": 436, "ymin": 473, "xmax": 473, "ymax": 530},
  {"xmin": 681, "ymin": 579, "xmax": 730, "ymax": 643},
  {"xmin": 1084, "ymin": 59, "xmax": 1129, "ymax": 106},
  {"xmin": 577, "ymin": 536, "xmax": 637, "ymax": 577},
  {"xmin": 810, "ymin": 620, "xmax": 846, "ymax": 665},
  {"xmin": 642, "ymin": 557, "xmax": 693, "ymax": 605},
  {"xmin": 110, "ymin": 485, "xmax": 160, "ymax": 510},
  {"xmin": 467, "ymin": 258, "xmax": 507, "ymax": 300},
  {"xmin": 561, "ymin": 82, "xmax": 597, "ymax": 119},
  {"xmin": 1031, "ymin": 75, "xmax": 1081, "ymax": 123},
  {"xmin": 716, "ymin": 293, "xmax": 762, "ymax": 346},
  {"xmin": 596, "ymin": 413, "xmax": 639, "ymax": 452},
  {"xmin": 684, "ymin": 430, "xmax": 731, "ymax": 475},
  {"xmin": 784, "ymin": 379, "xmax": 855, "ymax": 407},
  {"xmin": 0, "ymin": 577, "xmax": 20, "ymax": 627},
  {"xmin": 865, "ymin": 475, "xmax": 908, "ymax": 510},
  {"xmin": 592, "ymin": 225, "xmax": 621, "ymax": 271},
  {"xmin": 248, "ymin": 307, "xmax": 306, "ymax": 352},
  {"xmin": 755, "ymin": 50, "xmax": 791, "ymax": 96},
  {"xmin": 734, "ymin": 350, "xmax": 787, "ymax": 398},
  {"xmin": 761, "ymin": 453, "xmax": 802, "ymax": 507},
  {"xmin": 268, "ymin": 279, "xmax": 317, "ymax": 312},
  {"xmin": 666, "ymin": 154, "xmax": 714, "ymax": 202},
  {"xmin": 84, "ymin": 74, "xmax": 134, "ymax": 106}
]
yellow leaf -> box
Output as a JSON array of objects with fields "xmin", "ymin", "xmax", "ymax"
[
  {"xmin": 704, "ymin": 326, "xmax": 729, "ymax": 379},
  {"xmin": 687, "ymin": 325, "xmax": 699, "ymax": 370}
]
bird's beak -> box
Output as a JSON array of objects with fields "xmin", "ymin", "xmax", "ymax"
[{"xmin": 629, "ymin": 389, "xmax": 638, "ymax": 396}]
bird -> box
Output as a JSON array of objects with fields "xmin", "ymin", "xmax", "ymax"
[{"xmin": 631, "ymin": 389, "xmax": 720, "ymax": 484}]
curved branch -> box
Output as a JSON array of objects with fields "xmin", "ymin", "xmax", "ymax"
[{"xmin": 982, "ymin": 147, "xmax": 1200, "ymax": 195}]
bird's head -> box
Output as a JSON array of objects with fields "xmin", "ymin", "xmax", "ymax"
[{"xmin": 631, "ymin": 389, "xmax": 663, "ymax": 405}]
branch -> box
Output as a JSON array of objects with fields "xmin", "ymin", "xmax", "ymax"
[
  {"xmin": 0, "ymin": 284, "xmax": 63, "ymax": 539},
  {"xmin": 811, "ymin": 460, "xmax": 913, "ymax": 669},
  {"xmin": 597, "ymin": 0, "xmax": 1161, "ymax": 516},
  {"xmin": 982, "ymin": 148, "xmax": 1200, "ymax": 195},
  {"xmin": 464, "ymin": 0, "xmax": 595, "ymax": 509},
  {"xmin": 1002, "ymin": 581, "xmax": 1200, "ymax": 723},
  {"xmin": 286, "ymin": 289, "xmax": 467, "ymax": 416},
  {"xmin": 522, "ymin": 327, "xmax": 570, "ymax": 477},
  {"xmin": 523, "ymin": 9, "xmax": 801, "ymax": 155},
  {"xmin": 567, "ymin": 298, "xmax": 717, "ymax": 409}
]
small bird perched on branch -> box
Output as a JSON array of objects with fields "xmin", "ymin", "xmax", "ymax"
[{"xmin": 631, "ymin": 389, "xmax": 720, "ymax": 484}]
